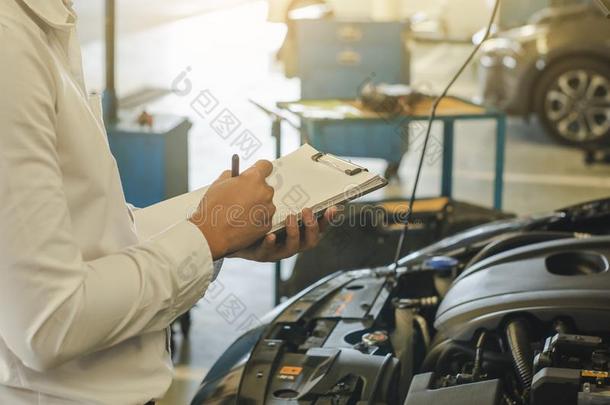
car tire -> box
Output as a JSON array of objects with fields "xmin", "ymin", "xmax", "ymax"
[{"xmin": 534, "ymin": 57, "xmax": 610, "ymax": 146}]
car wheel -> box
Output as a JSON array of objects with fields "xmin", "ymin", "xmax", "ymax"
[{"xmin": 535, "ymin": 58, "xmax": 610, "ymax": 145}]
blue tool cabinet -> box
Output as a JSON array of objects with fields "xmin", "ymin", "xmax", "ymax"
[
  {"xmin": 106, "ymin": 114, "xmax": 191, "ymax": 208},
  {"xmin": 302, "ymin": 118, "xmax": 407, "ymax": 163},
  {"xmin": 289, "ymin": 19, "xmax": 410, "ymax": 99}
]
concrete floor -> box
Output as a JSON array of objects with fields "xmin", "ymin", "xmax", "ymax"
[{"xmin": 72, "ymin": 1, "xmax": 610, "ymax": 403}]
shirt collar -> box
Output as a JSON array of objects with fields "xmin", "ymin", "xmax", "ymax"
[{"xmin": 18, "ymin": 0, "xmax": 76, "ymax": 31}]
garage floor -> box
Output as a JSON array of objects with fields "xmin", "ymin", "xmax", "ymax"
[{"xmin": 74, "ymin": 1, "xmax": 610, "ymax": 404}]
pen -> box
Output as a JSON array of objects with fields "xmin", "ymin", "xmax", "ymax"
[{"xmin": 231, "ymin": 154, "xmax": 240, "ymax": 177}]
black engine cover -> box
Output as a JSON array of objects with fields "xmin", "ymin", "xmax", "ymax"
[{"xmin": 434, "ymin": 236, "xmax": 610, "ymax": 340}]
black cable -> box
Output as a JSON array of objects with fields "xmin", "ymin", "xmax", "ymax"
[{"xmin": 391, "ymin": 0, "xmax": 502, "ymax": 273}]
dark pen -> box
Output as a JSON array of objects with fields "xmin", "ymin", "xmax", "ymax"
[{"xmin": 231, "ymin": 154, "xmax": 240, "ymax": 177}]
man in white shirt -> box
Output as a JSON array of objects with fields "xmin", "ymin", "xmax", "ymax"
[{"xmin": 0, "ymin": 0, "xmax": 331, "ymax": 403}]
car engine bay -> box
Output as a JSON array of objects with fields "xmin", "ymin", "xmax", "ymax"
[{"xmin": 192, "ymin": 198, "xmax": 610, "ymax": 405}]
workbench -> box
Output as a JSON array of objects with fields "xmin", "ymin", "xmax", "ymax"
[{"xmin": 275, "ymin": 96, "xmax": 507, "ymax": 210}]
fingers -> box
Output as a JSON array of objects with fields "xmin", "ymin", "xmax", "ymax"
[
  {"xmin": 325, "ymin": 206, "xmax": 338, "ymax": 221},
  {"xmin": 302, "ymin": 208, "xmax": 320, "ymax": 249},
  {"xmin": 267, "ymin": 202, "xmax": 277, "ymax": 218},
  {"xmin": 263, "ymin": 233, "xmax": 277, "ymax": 248},
  {"xmin": 258, "ymin": 196, "xmax": 276, "ymax": 229},
  {"xmin": 242, "ymin": 160, "xmax": 275, "ymax": 204},
  {"xmin": 244, "ymin": 160, "xmax": 273, "ymax": 179},
  {"xmin": 283, "ymin": 214, "xmax": 301, "ymax": 254},
  {"xmin": 261, "ymin": 204, "xmax": 276, "ymax": 233},
  {"xmin": 267, "ymin": 211, "xmax": 318, "ymax": 260},
  {"xmin": 264, "ymin": 185, "xmax": 275, "ymax": 201},
  {"xmin": 258, "ymin": 234, "xmax": 277, "ymax": 260},
  {"xmin": 254, "ymin": 160, "xmax": 274, "ymax": 177},
  {"xmin": 320, "ymin": 206, "xmax": 338, "ymax": 233},
  {"xmin": 227, "ymin": 232, "xmax": 275, "ymax": 261},
  {"xmin": 233, "ymin": 209, "xmax": 326, "ymax": 262}
]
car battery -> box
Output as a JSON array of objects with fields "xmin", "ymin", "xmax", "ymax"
[{"xmin": 106, "ymin": 113, "xmax": 192, "ymax": 208}]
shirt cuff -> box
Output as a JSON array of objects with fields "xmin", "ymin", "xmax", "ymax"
[{"xmin": 151, "ymin": 221, "xmax": 216, "ymax": 319}]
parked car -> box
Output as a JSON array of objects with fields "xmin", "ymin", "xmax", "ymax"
[{"xmin": 478, "ymin": 3, "xmax": 610, "ymax": 145}]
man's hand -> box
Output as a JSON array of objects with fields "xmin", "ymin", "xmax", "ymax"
[
  {"xmin": 230, "ymin": 207, "xmax": 337, "ymax": 262},
  {"xmin": 189, "ymin": 160, "xmax": 276, "ymax": 260}
]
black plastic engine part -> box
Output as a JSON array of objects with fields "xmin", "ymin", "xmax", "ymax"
[
  {"xmin": 535, "ymin": 334, "xmax": 604, "ymax": 373},
  {"xmin": 421, "ymin": 339, "xmax": 512, "ymax": 374},
  {"xmin": 434, "ymin": 237, "xmax": 610, "ymax": 341},
  {"xmin": 505, "ymin": 318, "xmax": 534, "ymax": 393},
  {"xmin": 254, "ymin": 348, "xmax": 400, "ymax": 404},
  {"xmin": 404, "ymin": 372, "xmax": 502, "ymax": 405},
  {"xmin": 465, "ymin": 231, "xmax": 574, "ymax": 268},
  {"xmin": 530, "ymin": 367, "xmax": 610, "ymax": 404},
  {"xmin": 532, "ymin": 367, "xmax": 582, "ymax": 405},
  {"xmin": 531, "ymin": 333, "xmax": 610, "ymax": 405}
]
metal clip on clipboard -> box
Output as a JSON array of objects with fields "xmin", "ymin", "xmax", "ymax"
[{"xmin": 311, "ymin": 152, "xmax": 368, "ymax": 176}]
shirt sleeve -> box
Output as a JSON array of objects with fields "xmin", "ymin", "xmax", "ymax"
[
  {"xmin": 129, "ymin": 189, "xmax": 225, "ymax": 280},
  {"xmin": 0, "ymin": 24, "xmax": 216, "ymax": 372}
]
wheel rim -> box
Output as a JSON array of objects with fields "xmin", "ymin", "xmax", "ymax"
[{"xmin": 545, "ymin": 69, "xmax": 610, "ymax": 143}]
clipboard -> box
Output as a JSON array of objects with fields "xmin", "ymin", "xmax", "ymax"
[
  {"xmin": 310, "ymin": 152, "xmax": 368, "ymax": 176},
  {"xmin": 268, "ymin": 144, "xmax": 388, "ymax": 234}
]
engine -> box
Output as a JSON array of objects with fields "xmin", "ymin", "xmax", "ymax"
[
  {"xmin": 420, "ymin": 236, "xmax": 610, "ymax": 405},
  {"xmin": 192, "ymin": 198, "xmax": 610, "ymax": 405}
]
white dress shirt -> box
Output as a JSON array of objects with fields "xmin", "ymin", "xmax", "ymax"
[{"xmin": 0, "ymin": 0, "xmax": 221, "ymax": 403}]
